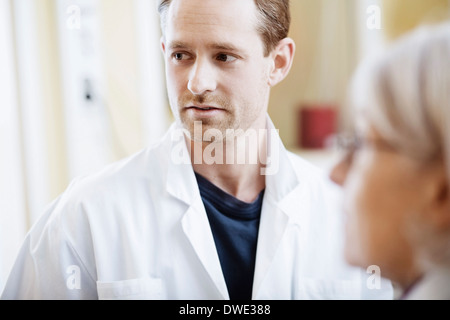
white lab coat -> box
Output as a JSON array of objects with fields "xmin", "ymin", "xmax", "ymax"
[
  {"xmin": 403, "ymin": 268, "xmax": 450, "ymax": 300},
  {"xmin": 0, "ymin": 266, "xmax": 3, "ymax": 295},
  {"xmin": 1, "ymin": 119, "xmax": 393, "ymax": 300}
]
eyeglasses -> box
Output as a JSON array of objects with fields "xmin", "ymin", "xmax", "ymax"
[
  {"xmin": 333, "ymin": 132, "xmax": 400, "ymax": 164},
  {"xmin": 334, "ymin": 133, "xmax": 363, "ymax": 153}
]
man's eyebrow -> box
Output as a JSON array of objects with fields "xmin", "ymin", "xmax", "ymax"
[
  {"xmin": 168, "ymin": 41, "xmax": 189, "ymax": 50},
  {"xmin": 168, "ymin": 41, "xmax": 242, "ymax": 52},
  {"xmin": 208, "ymin": 42, "xmax": 241, "ymax": 52}
]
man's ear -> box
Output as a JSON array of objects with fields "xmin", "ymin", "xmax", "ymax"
[
  {"xmin": 268, "ymin": 37, "xmax": 296, "ymax": 87},
  {"xmin": 161, "ymin": 36, "xmax": 166, "ymax": 55}
]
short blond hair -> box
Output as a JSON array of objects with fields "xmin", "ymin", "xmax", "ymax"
[{"xmin": 157, "ymin": 0, "xmax": 291, "ymax": 57}]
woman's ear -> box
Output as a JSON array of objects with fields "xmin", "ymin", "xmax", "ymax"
[
  {"xmin": 268, "ymin": 38, "xmax": 296, "ymax": 87},
  {"xmin": 424, "ymin": 162, "xmax": 450, "ymax": 230}
]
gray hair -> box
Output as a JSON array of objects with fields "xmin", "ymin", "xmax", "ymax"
[{"xmin": 349, "ymin": 22, "xmax": 450, "ymax": 269}]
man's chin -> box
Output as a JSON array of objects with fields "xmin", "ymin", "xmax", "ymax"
[
  {"xmin": 182, "ymin": 119, "xmax": 226, "ymax": 138},
  {"xmin": 185, "ymin": 127, "xmax": 227, "ymax": 144}
]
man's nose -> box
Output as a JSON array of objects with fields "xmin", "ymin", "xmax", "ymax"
[{"xmin": 188, "ymin": 58, "xmax": 217, "ymax": 95}]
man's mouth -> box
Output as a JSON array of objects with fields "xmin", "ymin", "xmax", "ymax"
[
  {"xmin": 193, "ymin": 107, "xmax": 215, "ymax": 110},
  {"xmin": 188, "ymin": 105, "xmax": 222, "ymax": 111}
]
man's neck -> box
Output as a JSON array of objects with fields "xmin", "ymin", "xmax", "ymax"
[
  {"xmin": 188, "ymin": 130, "xmax": 267, "ymax": 203},
  {"xmin": 193, "ymin": 163, "xmax": 265, "ymax": 203}
]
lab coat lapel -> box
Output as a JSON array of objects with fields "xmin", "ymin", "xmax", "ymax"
[
  {"xmin": 181, "ymin": 207, "xmax": 229, "ymax": 299},
  {"xmin": 165, "ymin": 124, "xmax": 229, "ymax": 299},
  {"xmin": 252, "ymin": 118, "xmax": 301, "ymax": 298}
]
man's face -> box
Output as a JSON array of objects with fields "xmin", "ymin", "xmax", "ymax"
[{"xmin": 161, "ymin": 0, "xmax": 273, "ymax": 141}]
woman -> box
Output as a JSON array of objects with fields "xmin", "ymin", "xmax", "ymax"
[{"xmin": 330, "ymin": 22, "xmax": 450, "ymax": 300}]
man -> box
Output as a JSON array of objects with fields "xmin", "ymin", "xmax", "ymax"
[{"xmin": 1, "ymin": 0, "xmax": 393, "ymax": 300}]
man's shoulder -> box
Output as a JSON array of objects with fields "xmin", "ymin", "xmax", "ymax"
[
  {"xmin": 59, "ymin": 135, "xmax": 172, "ymax": 204},
  {"xmin": 286, "ymin": 151, "xmax": 329, "ymax": 181},
  {"xmin": 25, "ymin": 137, "xmax": 175, "ymax": 244},
  {"xmin": 285, "ymin": 150, "xmax": 342, "ymax": 201}
]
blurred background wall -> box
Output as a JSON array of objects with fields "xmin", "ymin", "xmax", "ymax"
[{"xmin": 1, "ymin": 0, "xmax": 449, "ymax": 291}]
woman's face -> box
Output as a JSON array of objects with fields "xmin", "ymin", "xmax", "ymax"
[{"xmin": 329, "ymin": 123, "xmax": 430, "ymax": 287}]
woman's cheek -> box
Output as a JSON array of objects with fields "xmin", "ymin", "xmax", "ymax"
[{"xmin": 342, "ymin": 156, "xmax": 378, "ymax": 267}]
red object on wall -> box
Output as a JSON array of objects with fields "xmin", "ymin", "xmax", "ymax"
[{"xmin": 298, "ymin": 105, "xmax": 337, "ymax": 149}]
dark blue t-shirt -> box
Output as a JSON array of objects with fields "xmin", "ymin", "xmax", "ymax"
[{"xmin": 195, "ymin": 173, "xmax": 264, "ymax": 300}]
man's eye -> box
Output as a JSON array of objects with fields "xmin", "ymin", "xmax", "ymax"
[
  {"xmin": 173, "ymin": 53, "xmax": 189, "ymax": 61},
  {"xmin": 216, "ymin": 54, "xmax": 237, "ymax": 63}
]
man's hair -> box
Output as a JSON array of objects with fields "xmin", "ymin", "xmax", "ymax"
[{"xmin": 157, "ymin": 0, "xmax": 291, "ymax": 57}]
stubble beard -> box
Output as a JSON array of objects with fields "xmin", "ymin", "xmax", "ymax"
[{"xmin": 177, "ymin": 93, "xmax": 238, "ymax": 143}]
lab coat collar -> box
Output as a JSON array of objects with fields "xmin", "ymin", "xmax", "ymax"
[
  {"xmin": 252, "ymin": 116, "xmax": 302, "ymax": 297},
  {"xmin": 165, "ymin": 122, "xmax": 230, "ymax": 299},
  {"xmin": 264, "ymin": 116, "xmax": 301, "ymax": 205},
  {"xmin": 165, "ymin": 122, "xmax": 199, "ymax": 206},
  {"xmin": 165, "ymin": 117, "xmax": 300, "ymax": 209}
]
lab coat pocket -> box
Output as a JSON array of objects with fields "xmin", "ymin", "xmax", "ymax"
[
  {"xmin": 295, "ymin": 278, "xmax": 362, "ymax": 300},
  {"xmin": 97, "ymin": 277, "xmax": 164, "ymax": 300}
]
